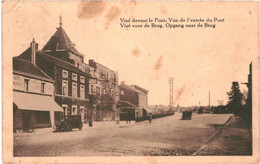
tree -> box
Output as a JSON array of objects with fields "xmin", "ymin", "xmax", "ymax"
[{"xmin": 227, "ymin": 82, "xmax": 243, "ymax": 115}]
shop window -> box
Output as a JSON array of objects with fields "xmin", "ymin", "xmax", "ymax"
[
  {"xmin": 72, "ymin": 82, "xmax": 77, "ymax": 97},
  {"xmin": 35, "ymin": 111, "xmax": 50, "ymax": 124},
  {"xmin": 80, "ymin": 76, "xmax": 85, "ymax": 84},
  {"xmin": 72, "ymin": 73, "xmax": 77, "ymax": 81},
  {"xmin": 41, "ymin": 83, "xmax": 45, "ymax": 93},
  {"xmin": 24, "ymin": 79, "xmax": 30, "ymax": 92},
  {"xmin": 80, "ymin": 85, "xmax": 85, "ymax": 99},
  {"xmin": 62, "ymin": 80, "xmax": 68, "ymax": 96},
  {"xmin": 62, "ymin": 70, "xmax": 68, "ymax": 78}
]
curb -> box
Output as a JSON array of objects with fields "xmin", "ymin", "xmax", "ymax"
[{"xmin": 191, "ymin": 115, "xmax": 233, "ymax": 156}]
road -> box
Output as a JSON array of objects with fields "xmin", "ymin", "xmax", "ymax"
[{"xmin": 14, "ymin": 113, "xmax": 232, "ymax": 156}]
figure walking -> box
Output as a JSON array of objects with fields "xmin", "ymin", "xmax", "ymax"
[{"xmin": 149, "ymin": 113, "xmax": 152, "ymax": 124}]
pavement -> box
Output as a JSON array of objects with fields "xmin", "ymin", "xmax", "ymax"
[{"xmin": 14, "ymin": 113, "xmax": 233, "ymax": 156}]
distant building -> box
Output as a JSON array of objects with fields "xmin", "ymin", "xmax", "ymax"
[
  {"xmin": 119, "ymin": 81, "xmax": 148, "ymax": 120},
  {"xmin": 13, "ymin": 39, "xmax": 63, "ymax": 132}
]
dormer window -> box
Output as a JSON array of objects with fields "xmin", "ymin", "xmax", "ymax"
[
  {"xmin": 62, "ymin": 70, "xmax": 68, "ymax": 78},
  {"xmin": 89, "ymin": 69, "xmax": 94, "ymax": 76},
  {"xmin": 72, "ymin": 73, "xmax": 77, "ymax": 81}
]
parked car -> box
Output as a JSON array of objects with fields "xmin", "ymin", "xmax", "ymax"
[{"xmin": 55, "ymin": 115, "xmax": 83, "ymax": 132}]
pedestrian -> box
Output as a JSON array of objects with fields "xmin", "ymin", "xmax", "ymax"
[{"xmin": 149, "ymin": 113, "xmax": 152, "ymax": 124}]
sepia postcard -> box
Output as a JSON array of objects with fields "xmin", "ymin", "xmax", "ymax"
[{"xmin": 2, "ymin": 1, "xmax": 259, "ymax": 164}]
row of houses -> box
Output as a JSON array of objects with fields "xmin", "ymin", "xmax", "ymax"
[{"xmin": 13, "ymin": 18, "xmax": 148, "ymax": 131}]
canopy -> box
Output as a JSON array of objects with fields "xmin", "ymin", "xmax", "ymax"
[{"xmin": 13, "ymin": 92, "xmax": 63, "ymax": 112}]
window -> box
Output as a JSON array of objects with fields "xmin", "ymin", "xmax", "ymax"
[
  {"xmin": 80, "ymin": 106, "xmax": 84, "ymax": 122},
  {"xmin": 62, "ymin": 105, "xmax": 68, "ymax": 116},
  {"xmin": 80, "ymin": 85, "xmax": 85, "ymax": 99},
  {"xmin": 72, "ymin": 106, "xmax": 77, "ymax": 115},
  {"xmin": 120, "ymin": 89, "xmax": 125, "ymax": 95},
  {"xmin": 89, "ymin": 84, "xmax": 93, "ymax": 95},
  {"xmin": 62, "ymin": 70, "xmax": 68, "ymax": 78},
  {"xmin": 103, "ymin": 88, "xmax": 107, "ymax": 95},
  {"xmin": 41, "ymin": 83, "xmax": 45, "ymax": 93},
  {"xmin": 90, "ymin": 69, "xmax": 94, "ymax": 76},
  {"xmin": 72, "ymin": 73, "xmax": 77, "ymax": 81},
  {"xmin": 62, "ymin": 80, "xmax": 68, "ymax": 96},
  {"xmin": 111, "ymin": 89, "xmax": 114, "ymax": 96},
  {"xmin": 72, "ymin": 82, "xmax": 77, "ymax": 97},
  {"xmin": 80, "ymin": 76, "xmax": 85, "ymax": 84},
  {"xmin": 24, "ymin": 79, "xmax": 30, "ymax": 91},
  {"xmin": 96, "ymin": 87, "xmax": 100, "ymax": 95}
]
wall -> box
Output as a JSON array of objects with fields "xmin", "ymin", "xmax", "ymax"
[
  {"xmin": 13, "ymin": 74, "xmax": 53, "ymax": 95},
  {"xmin": 120, "ymin": 85, "xmax": 138, "ymax": 106}
]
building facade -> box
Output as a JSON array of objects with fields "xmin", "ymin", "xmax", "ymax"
[
  {"xmin": 88, "ymin": 60, "xmax": 119, "ymax": 121},
  {"xmin": 13, "ymin": 40, "xmax": 63, "ymax": 131},
  {"xmin": 119, "ymin": 81, "xmax": 148, "ymax": 120},
  {"xmin": 16, "ymin": 19, "xmax": 119, "ymax": 123}
]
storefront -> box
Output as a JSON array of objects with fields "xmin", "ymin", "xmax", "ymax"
[{"xmin": 13, "ymin": 91, "xmax": 63, "ymax": 131}]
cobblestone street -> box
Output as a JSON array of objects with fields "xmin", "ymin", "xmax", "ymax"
[{"xmin": 14, "ymin": 113, "xmax": 232, "ymax": 156}]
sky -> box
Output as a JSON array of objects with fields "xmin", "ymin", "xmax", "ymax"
[{"xmin": 2, "ymin": 1, "xmax": 258, "ymax": 106}]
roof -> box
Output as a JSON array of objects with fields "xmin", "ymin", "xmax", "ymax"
[
  {"xmin": 13, "ymin": 57, "xmax": 53, "ymax": 82},
  {"xmin": 130, "ymin": 85, "xmax": 148, "ymax": 94},
  {"xmin": 119, "ymin": 101, "xmax": 137, "ymax": 108},
  {"xmin": 121, "ymin": 83, "xmax": 148, "ymax": 96},
  {"xmin": 42, "ymin": 26, "xmax": 84, "ymax": 57},
  {"xmin": 38, "ymin": 52, "xmax": 92, "ymax": 77},
  {"xmin": 90, "ymin": 60, "xmax": 116, "ymax": 76}
]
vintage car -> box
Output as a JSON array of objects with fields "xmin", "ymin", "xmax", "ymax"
[
  {"xmin": 55, "ymin": 115, "xmax": 83, "ymax": 132},
  {"xmin": 182, "ymin": 111, "xmax": 192, "ymax": 120}
]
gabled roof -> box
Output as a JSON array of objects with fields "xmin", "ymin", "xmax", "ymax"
[
  {"xmin": 121, "ymin": 83, "xmax": 148, "ymax": 96},
  {"xmin": 130, "ymin": 85, "xmax": 148, "ymax": 94},
  {"xmin": 119, "ymin": 101, "xmax": 137, "ymax": 108},
  {"xmin": 38, "ymin": 52, "xmax": 92, "ymax": 77},
  {"xmin": 13, "ymin": 57, "xmax": 53, "ymax": 82},
  {"xmin": 89, "ymin": 60, "xmax": 116, "ymax": 81},
  {"xmin": 42, "ymin": 26, "xmax": 84, "ymax": 57}
]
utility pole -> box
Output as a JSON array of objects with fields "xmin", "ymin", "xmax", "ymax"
[
  {"xmin": 209, "ymin": 91, "xmax": 210, "ymax": 107},
  {"xmin": 169, "ymin": 77, "xmax": 174, "ymax": 111}
]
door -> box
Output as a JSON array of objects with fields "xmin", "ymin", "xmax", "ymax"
[{"xmin": 80, "ymin": 107, "xmax": 84, "ymax": 122}]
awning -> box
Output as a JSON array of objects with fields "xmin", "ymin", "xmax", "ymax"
[{"xmin": 13, "ymin": 92, "xmax": 63, "ymax": 112}]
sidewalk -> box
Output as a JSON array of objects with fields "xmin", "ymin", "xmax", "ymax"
[
  {"xmin": 195, "ymin": 116, "xmax": 252, "ymax": 155},
  {"xmin": 14, "ymin": 120, "xmax": 136, "ymax": 135},
  {"xmin": 15, "ymin": 113, "xmax": 182, "ymax": 135}
]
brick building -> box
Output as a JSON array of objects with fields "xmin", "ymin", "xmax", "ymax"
[
  {"xmin": 119, "ymin": 81, "xmax": 148, "ymax": 120},
  {"xmin": 13, "ymin": 39, "xmax": 63, "ymax": 131},
  {"xmin": 15, "ymin": 18, "xmax": 119, "ymax": 123}
]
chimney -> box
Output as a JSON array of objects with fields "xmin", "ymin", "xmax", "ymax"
[
  {"xmin": 121, "ymin": 81, "xmax": 125, "ymax": 85},
  {"xmin": 89, "ymin": 59, "xmax": 94, "ymax": 67},
  {"xmin": 30, "ymin": 38, "xmax": 38, "ymax": 65}
]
